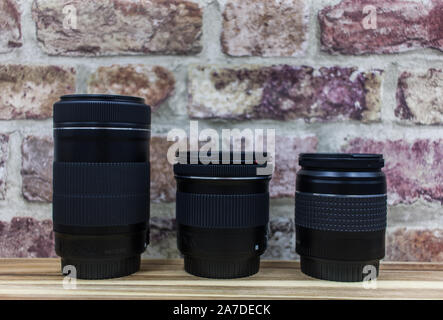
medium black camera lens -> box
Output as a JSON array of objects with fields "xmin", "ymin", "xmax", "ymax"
[
  {"xmin": 174, "ymin": 152, "xmax": 272, "ymax": 279},
  {"xmin": 52, "ymin": 94, "xmax": 151, "ymax": 279},
  {"xmin": 295, "ymin": 153, "xmax": 387, "ymax": 282}
]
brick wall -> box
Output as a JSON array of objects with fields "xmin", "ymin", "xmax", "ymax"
[{"xmin": 0, "ymin": 0, "xmax": 441, "ymax": 261}]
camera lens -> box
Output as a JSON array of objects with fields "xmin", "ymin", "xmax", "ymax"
[
  {"xmin": 295, "ymin": 153, "xmax": 387, "ymax": 282},
  {"xmin": 174, "ymin": 152, "xmax": 272, "ymax": 279},
  {"xmin": 52, "ymin": 94, "xmax": 151, "ymax": 279}
]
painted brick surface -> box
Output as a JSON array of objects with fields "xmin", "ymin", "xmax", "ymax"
[
  {"xmin": 0, "ymin": 134, "xmax": 9, "ymax": 200},
  {"xmin": 32, "ymin": 0, "xmax": 203, "ymax": 56},
  {"xmin": 386, "ymin": 228, "xmax": 443, "ymax": 262},
  {"xmin": 343, "ymin": 138, "xmax": 443, "ymax": 205},
  {"xmin": 396, "ymin": 69, "xmax": 443, "ymax": 125},
  {"xmin": 21, "ymin": 136, "xmax": 53, "ymax": 202},
  {"xmin": 0, "ymin": 0, "xmax": 22, "ymax": 53},
  {"xmin": 0, "ymin": 217, "xmax": 55, "ymax": 258},
  {"xmin": 88, "ymin": 65, "xmax": 175, "ymax": 110},
  {"xmin": 0, "ymin": 65, "xmax": 76, "ymax": 120},
  {"xmin": 319, "ymin": 0, "xmax": 443, "ymax": 54},
  {"xmin": 150, "ymin": 136, "xmax": 176, "ymax": 203},
  {"xmin": 188, "ymin": 65, "xmax": 382, "ymax": 122},
  {"xmin": 221, "ymin": 0, "xmax": 309, "ymax": 57}
]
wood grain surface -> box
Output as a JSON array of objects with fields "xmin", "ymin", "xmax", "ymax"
[{"xmin": 0, "ymin": 259, "xmax": 442, "ymax": 300}]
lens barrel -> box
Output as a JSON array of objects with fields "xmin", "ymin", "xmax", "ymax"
[
  {"xmin": 295, "ymin": 153, "xmax": 387, "ymax": 282},
  {"xmin": 52, "ymin": 94, "xmax": 151, "ymax": 279},
  {"xmin": 174, "ymin": 152, "xmax": 272, "ymax": 279}
]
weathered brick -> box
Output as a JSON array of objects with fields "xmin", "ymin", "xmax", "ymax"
[
  {"xmin": 271, "ymin": 136, "xmax": 318, "ymax": 198},
  {"xmin": 32, "ymin": 0, "xmax": 202, "ymax": 56},
  {"xmin": 0, "ymin": 134, "xmax": 9, "ymax": 200},
  {"xmin": 0, "ymin": 217, "xmax": 55, "ymax": 258},
  {"xmin": 88, "ymin": 65, "xmax": 175, "ymax": 110},
  {"xmin": 188, "ymin": 65, "xmax": 382, "ymax": 122},
  {"xmin": 150, "ymin": 136, "xmax": 176, "ymax": 203},
  {"xmin": 0, "ymin": 65, "xmax": 75, "ymax": 120},
  {"xmin": 319, "ymin": 0, "xmax": 443, "ymax": 55},
  {"xmin": 263, "ymin": 218, "xmax": 297, "ymax": 260},
  {"xmin": 396, "ymin": 69, "xmax": 443, "ymax": 125},
  {"xmin": 221, "ymin": 0, "xmax": 308, "ymax": 57},
  {"xmin": 21, "ymin": 136, "xmax": 53, "ymax": 202},
  {"xmin": 144, "ymin": 217, "xmax": 179, "ymax": 258},
  {"xmin": 343, "ymin": 138, "xmax": 443, "ymax": 204},
  {"xmin": 386, "ymin": 228, "xmax": 443, "ymax": 262},
  {"xmin": 0, "ymin": 0, "xmax": 22, "ymax": 53}
]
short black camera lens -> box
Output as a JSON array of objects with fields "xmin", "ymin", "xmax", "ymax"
[
  {"xmin": 174, "ymin": 152, "xmax": 272, "ymax": 279},
  {"xmin": 52, "ymin": 94, "xmax": 151, "ymax": 279},
  {"xmin": 295, "ymin": 153, "xmax": 387, "ymax": 282}
]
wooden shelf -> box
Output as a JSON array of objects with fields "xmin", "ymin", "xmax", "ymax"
[{"xmin": 0, "ymin": 259, "xmax": 442, "ymax": 299}]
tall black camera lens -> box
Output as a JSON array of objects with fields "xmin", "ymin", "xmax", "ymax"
[
  {"xmin": 295, "ymin": 153, "xmax": 387, "ymax": 282},
  {"xmin": 53, "ymin": 94, "xmax": 151, "ymax": 279},
  {"xmin": 174, "ymin": 152, "xmax": 272, "ymax": 279}
]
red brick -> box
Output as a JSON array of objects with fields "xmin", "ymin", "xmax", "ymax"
[
  {"xmin": 0, "ymin": 65, "xmax": 75, "ymax": 120},
  {"xmin": 32, "ymin": 0, "xmax": 202, "ymax": 56},
  {"xmin": 396, "ymin": 69, "xmax": 443, "ymax": 125},
  {"xmin": 343, "ymin": 138, "xmax": 443, "ymax": 204},
  {"xmin": 88, "ymin": 65, "xmax": 175, "ymax": 111},
  {"xmin": 21, "ymin": 136, "xmax": 53, "ymax": 202},
  {"xmin": 189, "ymin": 65, "xmax": 382, "ymax": 122},
  {"xmin": 150, "ymin": 136, "xmax": 176, "ymax": 203},
  {"xmin": 0, "ymin": 134, "xmax": 9, "ymax": 200},
  {"xmin": 221, "ymin": 0, "xmax": 308, "ymax": 57},
  {"xmin": 0, "ymin": 217, "xmax": 55, "ymax": 258},
  {"xmin": 386, "ymin": 228, "xmax": 443, "ymax": 262},
  {"xmin": 0, "ymin": 0, "xmax": 22, "ymax": 53},
  {"xmin": 319, "ymin": 0, "xmax": 443, "ymax": 54}
]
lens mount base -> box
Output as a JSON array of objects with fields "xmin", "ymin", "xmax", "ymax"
[
  {"xmin": 61, "ymin": 255, "xmax": 141, "ymax": 280},
  {"xmin": 300, "ymin": 256, "xmax": 380, "ymax": 282},
  {"xmin": 184, "ymin": 256, "xmax": 260, "ymax": 279}
]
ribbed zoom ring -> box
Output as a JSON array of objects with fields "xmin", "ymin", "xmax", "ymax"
[
  {"xmin": 176, "ymin": 192, "xmax": 269, "ymax": 228},
  {"xmin": 295, "ymin": 192, "xmax": 387, "ymax": 232},
  {"xmin": 53, "ymin": 162, "xmax": 150, "ymax": 226},
  {"xmin": 53, "ymin": 100, "xmax": 150, "ymax": 127}
]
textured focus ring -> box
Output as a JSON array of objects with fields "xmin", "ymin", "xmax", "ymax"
[
  {"xmin": 53, "ymin": 162, "xmax": 149, "ymax": 226},
  {"xmin": 295, "ymin": 192, "xmax": 387, "ymax": 232},
  {"xmin": 54, "ymin": 100, "xmax": 150, "ymax": 126},
  {"xmin": 177, "ymin": 192, "xmax": 269, "ymax": 228}
]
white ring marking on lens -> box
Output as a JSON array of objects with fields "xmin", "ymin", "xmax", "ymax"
[
  {"xmin": 54, "ymin": 127, "xmax": 150, "ymax": 132},
  {"xmin": 174, "ymin": 175, "xmax": 271, "ymax": 181},
  {"xmin": 296, "ymin": 191, "xmax": 387, "ymax": 198}
]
